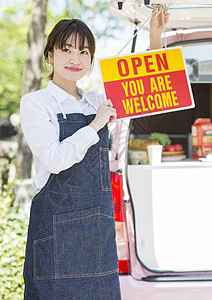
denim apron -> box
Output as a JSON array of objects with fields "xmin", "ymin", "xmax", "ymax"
[{"xmin": 24, "ymin": 113, "xmax": 121, "ymax": 300}]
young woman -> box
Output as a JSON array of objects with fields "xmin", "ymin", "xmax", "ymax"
[{"xmin": 20, "ymin": 7, "xmax": 169, "ymax": 300}]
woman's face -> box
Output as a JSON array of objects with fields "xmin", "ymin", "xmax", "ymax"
[{"xmin": 48, "ymin": 34, "xmax": 91, "ymax": 85}]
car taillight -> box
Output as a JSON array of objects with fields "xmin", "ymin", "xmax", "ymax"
[{"xmin": 111, "ymin": 171, "xmax": 130, "ymax": 274}]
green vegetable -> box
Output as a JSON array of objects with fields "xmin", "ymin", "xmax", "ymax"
[{"xmin": 149, "ymin": 132, "xmax": 171, "ymax": 148}]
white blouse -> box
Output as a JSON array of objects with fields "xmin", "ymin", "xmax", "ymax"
[{"xmin": 20, "ymin": 81, "xmax": 105, "ymax": 191}]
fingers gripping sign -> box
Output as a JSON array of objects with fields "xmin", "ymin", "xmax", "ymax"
[
  {"xmin": 106, "ymin": 99, "xmax": 117, "ymax": 124},
  {"xmin": 89, "ymin": 99, "xmax": 117, "ymax": 132},
  {"xmin": 150, "ymin": 5, "xmax": 170, "ymax": 31},
  {"xmin": 106, "ymin": 99, "xmax": 113, "ymax": 107},
  {"xmin": 150, "ymin": 5, "xmax": 170, "ymax": 50}
]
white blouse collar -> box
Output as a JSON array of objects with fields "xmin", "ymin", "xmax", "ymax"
[{"xmin": 46, "ymin": 81, "xmax": 86, "ymax": 103}]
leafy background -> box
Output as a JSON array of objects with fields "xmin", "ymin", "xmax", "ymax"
[
  {"xmin": 0, "ymin": 0, "xmax": 131, "ymax": 298},
  {"xmin": 0, "ymin": 0, "xmax": 127, "ymax": 121},
  {"xmin": 0, "ymin": 182, "xmax": 29, "ymax": 299}
]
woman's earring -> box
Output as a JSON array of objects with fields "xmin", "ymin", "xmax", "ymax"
[{"xmin": 49, "ymin": 63, "xmax": 52, "ymax": 67}]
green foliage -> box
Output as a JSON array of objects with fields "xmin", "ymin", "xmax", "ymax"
[
  {"xmin": 0, "ymin": 181, "xmax": 29, "ymax": 299},
  {"xmin": 0, "ymin": 0, "xmax": 125, "ymax": 120},
  {"xmin": 0, "ymin": 146, "xmax": 16, "ymax": 190},
  {"xmin": 149, "ymin": 132, "xmax": 171, "ymax": 148},
  {"xmin": 0, "ymin": 2, "xmax": 30, "ymax": 120},
  {"xmin": 47, "ymin": 0, "xmax": 123, "ymax": 39}
]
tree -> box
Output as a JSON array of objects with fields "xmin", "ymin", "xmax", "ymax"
[
  {"xmin": 16, "ymin": 0, "xmax": 48, "ymax": 178},
  {"xmin": 0, "ymin": 4, "xmax": 29, "ymax": 120}
]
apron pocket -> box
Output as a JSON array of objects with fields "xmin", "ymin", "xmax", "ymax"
[
  {"xmin": 99, "ymin": 207, "xmax": 119, "ymax": 274},
  {"xmin": 53, "ymin": 206, "xmax": 118, "ymax": 279},
  {"xmin": 33, "ymin": 235, "xmax": 55, "ymax": 280},
  {"xmin": 99, "ymin": 147, "xmax": 111, "ymax": 192}
]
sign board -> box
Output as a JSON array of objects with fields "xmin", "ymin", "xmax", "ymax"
[{"xmin": 98, "ymin": 47, "xmax": 195, "ymax": 119}]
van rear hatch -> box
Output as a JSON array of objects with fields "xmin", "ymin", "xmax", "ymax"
[
  {"xmin": 107, "ymin": 0, "xmax": 212, "ymax": 31},
  {"xmin": 108, "ymin": 0, "xmax": 212, "ymax": 277}
]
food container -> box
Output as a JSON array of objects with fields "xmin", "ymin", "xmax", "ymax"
[
  {"xmin": 191, "ymin": 118, "xmax": 212, "ymax": 159},
  {"xmin": 128, "ymin": 138, "xmax": 159, "ymax": 164},
  {"xmin": 128, "ymin": 150, "xmax": 148, "ymax": 164}
]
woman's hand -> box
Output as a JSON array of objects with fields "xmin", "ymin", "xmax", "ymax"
[
  {"xmin": 150, "ymin": 6, "xmax": 170, "ymax": 32},
  {"xmin": 89, "ymin": 99, "xmax": 117, "ymax": 132},
  {"xmin": 150, "ymin": 6, "xmax": 170, "ymax": 50}
]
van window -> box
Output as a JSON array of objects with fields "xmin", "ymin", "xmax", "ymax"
[{"xmin": 180, "ymin": 41, "xmax": 212, "ymax": 82}]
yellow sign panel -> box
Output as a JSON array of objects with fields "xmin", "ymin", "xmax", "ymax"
[{"xmin": 99, "ymin": 48, "xmax": 185, "ymax": 82}]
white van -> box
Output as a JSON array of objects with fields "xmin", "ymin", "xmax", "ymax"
[{"xmin": 107, "ymin": 1, "xmax": 212, "ymax": 299}]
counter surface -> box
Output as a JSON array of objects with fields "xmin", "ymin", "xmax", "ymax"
[{"xmin": 131, "ymin": 159, "xmax": 212, "ymax": 168}]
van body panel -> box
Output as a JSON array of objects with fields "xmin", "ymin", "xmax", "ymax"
[
  {"xmin": 107, "ymin": 0, "xmax": 212, "ymax": 31},
  {"xmin": 120, "ymin": 275, "xmax": 212, "ymax": 300}
]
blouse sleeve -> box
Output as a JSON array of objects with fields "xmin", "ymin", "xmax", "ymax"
[{"xmin": 20, "ymin": 94, "xmax": 99, "ymax": 174}]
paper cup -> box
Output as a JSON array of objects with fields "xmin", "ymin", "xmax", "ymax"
[
  {"xmin": 206, "ymin": 153, "xmax": 212, "ymax": 161},
  {"xmin": 147, "ymin": 145, "xmax": 163, "ymax": 165}
]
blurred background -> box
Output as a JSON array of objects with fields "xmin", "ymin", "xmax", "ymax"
[{"xmin": 0, "ymin": 0, "xmax": 150, "ymax": 298}]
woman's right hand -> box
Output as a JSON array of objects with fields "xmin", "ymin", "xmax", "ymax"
[
  {"xmin": 149, "ymin": 6, "xmax": 170, "ymax": 50},
  {"xmin": 89, "ymin": 99, "xmax": 117, "ymax": 132}
]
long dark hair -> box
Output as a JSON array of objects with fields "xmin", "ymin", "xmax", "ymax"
[{"xmin": 44, "ymin": 19, "xmax": 96, "ymax": 79}]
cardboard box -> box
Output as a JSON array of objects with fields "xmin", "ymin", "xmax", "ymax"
[{"xmin": 192, "ymin": 118, "xmax": 212, "ymax": 159}]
